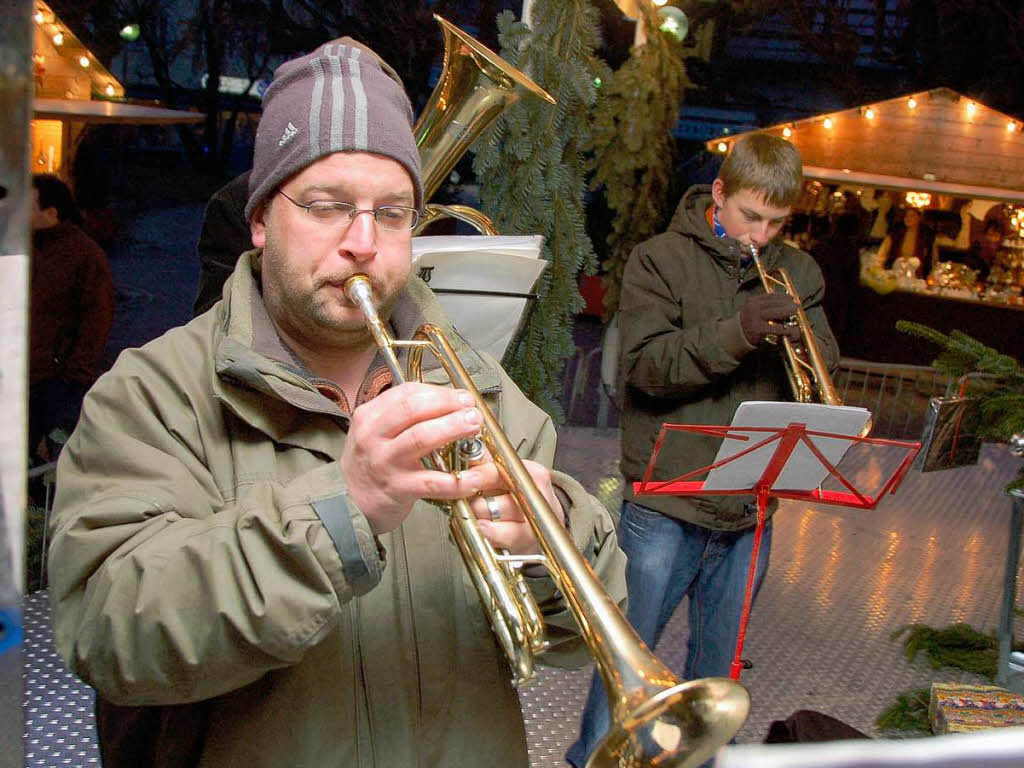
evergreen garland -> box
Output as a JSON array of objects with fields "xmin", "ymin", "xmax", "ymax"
[
  {"xmin": 588, "ymin": 5, "xmax": 688, "ymax": 317},
  {"xmin": 897, "ymin": 321, "xmax": 1024, "ymax": 489},
  {"xmin": 875, "ymin": 687, "xmax": 931, "ymax": 733},
  {"xmin": 893, "ymin": 623, "xmax": 1003, "ymax": 678},
  {"xmin": 473, "ymin": 0, "xmax": 609, "ymax": 420}
]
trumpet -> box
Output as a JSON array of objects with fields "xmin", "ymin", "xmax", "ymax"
[
  {"xmin": 749, "ymin": 244, "xmax": 841, "ymax": 406},
  {"xmin": 344, "ymin": 275, "xmax": 749, "ymax": 768}
]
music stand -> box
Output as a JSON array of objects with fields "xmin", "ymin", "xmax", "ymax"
[
  {"xmin": 634, "ymin": 402, "xmax": 921, "ymax": 680},
  {"xmin": 412, "ymin": 235, "xmax": 546, "ymax": 365}
]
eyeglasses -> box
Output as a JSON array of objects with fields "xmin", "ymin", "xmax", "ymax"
[{"xmin": 276, "ymin": 190, "xmax": 421, "ymax": 231}]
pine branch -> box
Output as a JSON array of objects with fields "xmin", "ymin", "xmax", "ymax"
[
  {"xmin": 897, "ymin": 320, "xmax": 1024, "ymax": 489},
  {"xmin": 473, "ymin": 0, "xmax": 607, "ymax": 421},
  {"xmin": 875, "ymin": 688, "xmax": 931, "ymax": 733},
  {"xmin": 588, "ymin": 4, "xmax": 688, "ymax": 317},
  {"xmin": 891, "ymin": 623, "xmax": 1002, "ymax": 678}
]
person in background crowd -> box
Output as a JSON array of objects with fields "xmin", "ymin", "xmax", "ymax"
[
  {"xmin": 193, "ymin": 170, "xmax": 252, "ymax": 316},
  {"xmin": 29, "ymin": 173, "xmax": 115, "ymax": 463},
  {"xmin": 973, "ymin": 218, "xmax": 1004, "ymax": 279},
  {"xmin": 876, "ymin": 206, "xmax": 937, "ymax": 277},
  {"xmin": 567, "ymin": 134, "xmax": 839, "ymax": 767},
  {"xmin": 811, "ymin": 211, "xmax": 862, "ymax": 347},
  {"xmin": 48, "ymin": 38, "xmax": 626, "ymax": 768}
]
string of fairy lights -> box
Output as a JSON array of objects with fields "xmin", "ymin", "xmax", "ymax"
[
  {"xmin": 1009, "ymin": 207, "xmax": 1024, "ymax": 239},
  {"xmin": 713, "ymin": 90, "xmax": 1024, "ymax": 156},
  {"xmin": 32, "ymin": 1, "xmax": 123, "ymax": 99}
]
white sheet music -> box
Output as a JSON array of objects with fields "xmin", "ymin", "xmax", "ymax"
[
  {"xmin": 702, "ymin": 401, "xmax": 872, "ymax": 492},
  {"xmin": 412, "ymin": 235, "xmax": 547, "ymax": 361}
]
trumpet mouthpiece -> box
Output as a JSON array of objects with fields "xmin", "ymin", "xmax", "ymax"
[{"xmin": 343, "ymin": 274, "xmax": 373, "ymax": 305}]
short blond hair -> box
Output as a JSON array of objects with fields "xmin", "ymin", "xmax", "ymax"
[{"xmin": 718, "ymin": 133, "xmax": 803, "ymax": 208}]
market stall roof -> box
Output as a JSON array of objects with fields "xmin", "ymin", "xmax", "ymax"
[
  {"xmin": 34, "ymin": 97, "xmax": 204, "ymax": 125},
  {"xmin": 32, "ymin": 0, "xmax": 124, "ymax": 99},
  {"xmin": 705, "ymin": 87, "xmax": 1024, "ymax": 203}
]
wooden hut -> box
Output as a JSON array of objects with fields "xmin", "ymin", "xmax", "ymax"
[{"xmin": 705, "ymin": 89, "xmax": 1024, "ymax": 364}]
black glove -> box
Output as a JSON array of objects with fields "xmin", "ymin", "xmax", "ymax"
[{"xmin": 739, "ymin": 293, "xmax": 801, "ymax": 345}]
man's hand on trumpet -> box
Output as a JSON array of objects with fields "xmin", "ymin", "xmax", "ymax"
[
  {"xmin": 467, "ymin": 455, "xmax": 565, "ymax": 556},
  {"xmin": 341, "ymin": 381, "xmax": 563, "ymax": 555},
  {"xmin": 342, "ymin": 382, "xmax": 485, "ymax": 535}
]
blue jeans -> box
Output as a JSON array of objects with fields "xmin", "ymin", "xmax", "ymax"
[{"xmin": 566, "ymin": 500, "xmax": 772, "ymax": 767}]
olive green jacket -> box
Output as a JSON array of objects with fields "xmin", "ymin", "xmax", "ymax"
[
  {"xmin": 49, "ymin": 252, "xmax": 626, "ymax": 767},
  {"xmin": 619, "ymin": 186, "xmax": 840, "ymax": 530}
]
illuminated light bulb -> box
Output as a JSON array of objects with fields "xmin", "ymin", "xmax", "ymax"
[
  {"xmin": 717, "ymin": 141, "xmax": 728, "ymax": 153},
  {"xmin": 907, "ymin": 97, "xmax": 917, "ymax": 109},
  {"xmin": 52, "ymin": 31, "xmax": 64, "ymax": 46},
  {"xmin": 1008, "ymin": 121, "xmax": 1017, "ymax": 133},
  {"xmin": 652, "ymin": 0, "xmax": 668, "ymax": 5},
  {"xmin": 823, "ymin": 117, "xmax": 834, "ymax": 130},
  {"xmin": 79, "ymin": 56, "xmax": 90, "ymax": 68},
  {"xmin": 120, "ymin": 23, "xmax": 141, "ymax": 41},
  {"xmin": 34, "ymin": 10, "xmax": 44, "ymax": 23},
  {"xmin": 966, "ymin": 102, "xmax": 977, "ymax": 118},
  {"xmin": 105, "ymin": 83, "xmax": 115, "ymax": 96},
  {"xmin": 864, "ymin": 108, "xmax": 875, "ymax": 120},
  {"xmin": 782, "ymin": 126, "xmax": 792, "ymax": 138}
]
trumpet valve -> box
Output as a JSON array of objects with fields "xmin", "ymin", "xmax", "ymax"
[{"xmin": 455, "ymin": 437, "xmax": 486, "ymax": 471}]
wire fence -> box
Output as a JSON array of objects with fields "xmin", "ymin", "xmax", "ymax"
[{"xmin": 562, "ymin": 348, "xmax": 951, "ymax": 444}]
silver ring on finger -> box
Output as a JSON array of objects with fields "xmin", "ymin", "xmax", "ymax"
[{"xmin": 485, "ymin": 495, "xmax": 501, "ymax": 521}]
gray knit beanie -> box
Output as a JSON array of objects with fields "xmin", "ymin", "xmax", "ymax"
[{"xmin": 245, "ymin": 38, "xmax": 422, "ymax": 221}]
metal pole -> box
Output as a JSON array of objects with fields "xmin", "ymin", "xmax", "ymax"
[
  {"xmin": 0, "ymin": 0, "xmax": 32, "ymax": 765},
  {"xmin": 522, "ymin": 0, "xmax": 534, "ymax": 28},
  {"xmin": 997, "ymin": 488, "xmax": 1024, "ymax": 690}
]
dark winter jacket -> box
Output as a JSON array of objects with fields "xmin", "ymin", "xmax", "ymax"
[
  {"xmin": 618, "ymin": 185, "xmax": 839, "ymax": 530},
  {"xmin": 30, "ymin": 220, "xmax": 115, "ymax": 386},
  {"xmin": 193, "ymin": 170, "xmax": 251, "ymax": 316}
]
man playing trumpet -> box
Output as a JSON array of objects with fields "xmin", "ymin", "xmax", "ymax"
[
  {"xmin": 569, "ymin": 133, "xmax": 839, "ymax": 766},
  {"xmin": 48, "ymin": 38, "xmax": 625, "ymax": 767}
]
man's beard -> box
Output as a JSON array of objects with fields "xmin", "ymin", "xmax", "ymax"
[{"xmin": 260, "ymin": 227, "xmax": 403, "ymax": 350}]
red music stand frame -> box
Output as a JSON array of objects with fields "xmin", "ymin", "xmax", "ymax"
[{"xmin": 634, "ymin": 421, "xmax": 921, "ymax": 680}]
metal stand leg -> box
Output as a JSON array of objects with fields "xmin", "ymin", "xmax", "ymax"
[
  {"xmin": 997, "ymin": 489, "xmax": 1023, "ymax": 691},
  {"xmin": 39, "ymin": 479, "xmax": 53, "ymax": 588}
]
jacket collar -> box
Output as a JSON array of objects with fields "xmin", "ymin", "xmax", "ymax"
[
  {"xmin": 32, "ymin": 220, "xmax": 82, "ymax": 251},
  {"xmin": 212, "ymin": 251, "xmax": 500, "ymax": 442},
  {"xmin": 669, "ymin": 185, "xmax": 782, "ymax": 280}
]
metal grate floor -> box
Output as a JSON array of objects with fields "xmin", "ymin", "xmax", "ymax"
[
  {"xmin": 22, "ymin": 429, "xmax": 1024, "ymax": 767},
  {"xmin": 23, "ymin": 592, "xmax": 99, "ymax": 766}
]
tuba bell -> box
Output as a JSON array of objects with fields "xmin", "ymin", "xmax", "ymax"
[{"xmin": 412, "ymin": 15, "xmax": 555, "ymax": 235}]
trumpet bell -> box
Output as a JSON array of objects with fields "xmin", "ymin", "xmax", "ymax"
[{"xmin": 588, "ymin": 678, "xmax": 750, "ymax": 768}]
